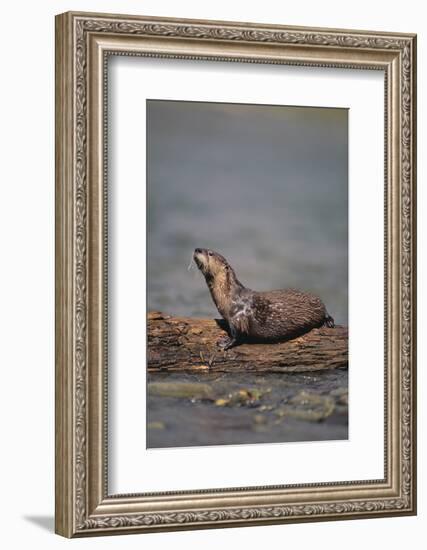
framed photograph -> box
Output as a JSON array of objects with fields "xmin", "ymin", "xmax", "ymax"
[{"xmin": 55, "ymin": 11, "xmax": 417, "ymax": 537}]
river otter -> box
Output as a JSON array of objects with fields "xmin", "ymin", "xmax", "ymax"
[{"xmin": 193, "ymin": 248, "xmax": 335, "ymax": 350}]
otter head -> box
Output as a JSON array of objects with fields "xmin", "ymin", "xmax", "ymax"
[{"xmin": 193, "ymin": 248, "xmax": 231, "ymax": 280}]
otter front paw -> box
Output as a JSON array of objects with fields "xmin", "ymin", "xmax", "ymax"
[{"xmin": 217, "ymin": 336, "xmax": 236, "ymax": 351}]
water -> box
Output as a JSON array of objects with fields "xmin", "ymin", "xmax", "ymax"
[
  {"xmin": 147, "ymin": 371, "xmax": 348, "ymax": 448},
  {"xmin": 147, "ymin": 100, "xmax": 348, "ymax": 324},
  {"xmin": 147, "ymin": 100, "xmax": 348, "ymax": 447}
]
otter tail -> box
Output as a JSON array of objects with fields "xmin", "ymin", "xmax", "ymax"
[{"xmin": 323, "ymin": 312, "xmax": 335, "ymax": 328}]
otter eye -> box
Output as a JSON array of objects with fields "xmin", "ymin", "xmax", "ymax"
[{"xmin": 208, "ymin": 251, "xmax": 213, "ymax": 256}]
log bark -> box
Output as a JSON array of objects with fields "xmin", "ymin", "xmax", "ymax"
[{"xmin": 148, "ymin": 311, "xmax": 348, "ymax": 373}]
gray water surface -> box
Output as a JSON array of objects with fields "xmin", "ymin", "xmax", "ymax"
[
  {"xmin": 147, "ymin": 370, "xmax": 348, "ymax": 448},
  {"xmin": 147, "ymin": 100, "xmax": 348, "ymax": 324}
]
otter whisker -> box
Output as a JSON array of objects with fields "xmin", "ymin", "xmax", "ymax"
[{"xmin": 187, "ymin": 255, "xmax": 196, "ymax": 271}]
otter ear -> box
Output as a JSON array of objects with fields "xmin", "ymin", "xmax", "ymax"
[{"xmin": 224, "ymin": 265, "xmax": 229, "ymax": 271}]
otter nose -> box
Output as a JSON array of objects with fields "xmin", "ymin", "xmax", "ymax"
[{"xmin": 194, "ymin": 248, "xmax": 202, "ymax": 254}]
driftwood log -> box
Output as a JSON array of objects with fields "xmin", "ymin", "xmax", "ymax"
[{"xmin": 148, "ymin": 311, "xmax": 348, "ymax": 373}]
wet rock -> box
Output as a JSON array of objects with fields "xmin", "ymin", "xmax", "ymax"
[
  {"xmin": 214, "ymin": 388, "xmax": 262, "ymax": 407},
  {"xmin": 330, "ymin": 387, "xmax": 348, "ymax": 405},
  {"xmin": 147, "ymin": 370, "xmax": 348, "ymax": 447},
  {"xmin": 330, "ymin": 387, "xmax": 347, "ymax": 397},
  {"xmin": 148, "ymin": 382, "xmax": 214, "ymax": 400},
  {"xmin": 258, "ymin": 405, "xmax": 274, "ymax": 412},
  {"xmin": 214, "ymin": 398, "xmax": 228, "ymax": 406},
  {"xmin": 275, "ymin": 391, "xmax": 335, "ymax": 422}
]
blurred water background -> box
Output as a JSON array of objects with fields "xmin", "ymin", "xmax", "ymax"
[{"xmin": 147, "ymin": 100, "xmax": 348, "ymax": 324}]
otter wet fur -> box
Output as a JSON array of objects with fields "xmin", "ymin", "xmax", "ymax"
[{"xmin": 193, "ymin": 248, "xmax": 335, "ymax": 350}]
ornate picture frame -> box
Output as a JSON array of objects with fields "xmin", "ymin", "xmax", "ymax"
[{"xmin": 55, "ymin": 11, "xmax": 417, "ymax": 537}]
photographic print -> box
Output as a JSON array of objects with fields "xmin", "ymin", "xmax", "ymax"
[{"xmin": 147, "ymin": 99, "xmax": 348, "ymax": 448}]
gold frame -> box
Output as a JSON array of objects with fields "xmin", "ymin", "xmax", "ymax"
[{"xmin": 55, "ymin": 11, "xmax": 417, "ymax": 537}]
